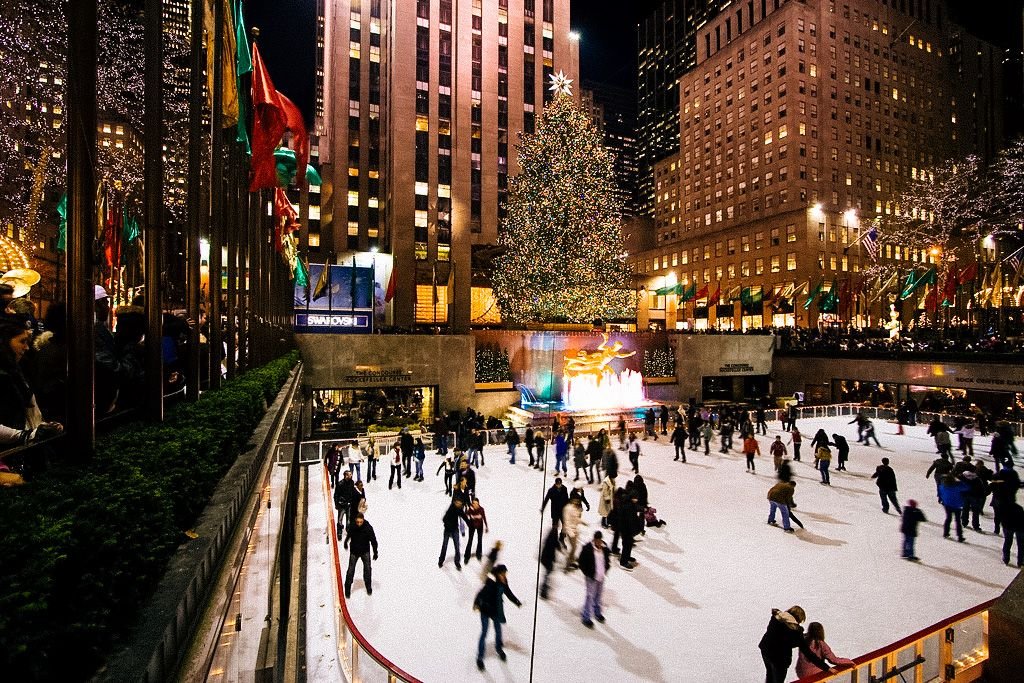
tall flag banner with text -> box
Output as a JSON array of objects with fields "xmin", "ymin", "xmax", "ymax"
[{"xmin": 250, "ymin": 43, "xmax": 309, "ymax": 191}]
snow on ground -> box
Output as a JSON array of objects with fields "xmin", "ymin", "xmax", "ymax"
[{"xmin": 329, "ymin": 417, "xmax": 1019, "ymax": 682}]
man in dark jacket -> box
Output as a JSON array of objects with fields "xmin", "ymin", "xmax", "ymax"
[
  {"xmin": 671, "ymin": 424, "xmax": 688, "ymax": 462},
  {"xmin": 900, "ymin": 500, "xmax": 926, "ymax": 560},
  {"xmin": 758, "ymin": 606, "xmax": 831, "ymax": 683},
  {"xmin": 542, "ymin": 478, "xmax": 570, "ymax": 540},
  {"xmin": 925, "ymin": 454, "xmax": 953, "ymax": 502},
  {"xmin": 616, "ymin": 492, "xmax": 643, "ymax": 570},
  {"xmin": 871, "ymin": 457, "xmax": 901, "ymax": 514},
  {"xmin": 1000, "ymin": 500, "xmax": 1024, "ymax": 567},
  {"xmin": 343, "ymin": 514, "xmax": 378, "ymax": 598},
  {"xmin": 474, "ymin": 564, "xmax": 522, "ymax": 670},
  {"xmin": 400, "ymin": 429, "xmax": 415, "ymax": 477},
  {"xmin": 439, "ymin": 498, "xmax": 468, "ymax": 569},
  {"xmin": 334, "ymin": 471, "xmax": 357, "ymax": 540},
  {"xmin": 578, "ymin": 531, "xmax": 611, "ymax": 627}
]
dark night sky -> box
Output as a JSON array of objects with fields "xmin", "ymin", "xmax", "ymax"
[{"xmin": 247, "ymin": 0, "xmax": 1023, "ymax": 123}]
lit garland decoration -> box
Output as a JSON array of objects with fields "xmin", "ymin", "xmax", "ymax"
[
  {"xmin": 474, "ymin": 343, "xmax": 512, "ymax": 383},
  {"xmin": 490, "ymin": 91, "xmax": 636, "ymax": 323},
  {"xmin": 642, "ymin": 347, "xmax": 676, "ymax": 378}
]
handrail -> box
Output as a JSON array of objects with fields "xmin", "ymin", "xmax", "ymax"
[
  {"xmin": 323, "ymin": 464, "xmax": 422, "ymax": 683},
  {"xmin": 793, "ymin": 598, "xmax": 996, "ymax": 683}
]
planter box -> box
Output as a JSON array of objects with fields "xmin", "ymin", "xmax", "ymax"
[
  {"xmin": 475, "ymin": 381, "xmax": 515, "ymax": 391},
  {"xmin": 644, "ymin": 376, "xmax": 678, "ymax": 385}
]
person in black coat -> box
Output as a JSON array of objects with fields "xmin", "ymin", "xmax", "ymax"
[
  {"xmin": 758, "ymin": 606, "xmax": 831, "ymax": 683},
  {"xmin": 439, "ymin": 498, "xmax": 468, "ymax": 569},
  {"xmin": 671, "ymin": 424, "xmax": 688, "ymax": 462},
  {"xmin": 474, "ymin": 564, "xmax": 522, "ymax": 670},
  {"xmin": 542, "ymin": 478, "xmax": 570, "ymax": 539},
  {"xmin": 900, "ymin": 500, "xmax": 926, "ymax": 560},
  {"xmin": 400, "ymin": 429, "xmax": 415, "ymax": 477},
  {"xmin": 871, "ymin": 457, "xmax": 901, "ymax": 514},
  {"xmin": 1000, "ymin": 501, "xmax": 1024, "ymax": 567},
  {"xmin": 334, "ymin": 471, "xmax": 357, "ymax": 540},
  {"xmin": 831, "ymin": 433, "xmax": 850, "ymax": 471},
  {"xmin": 578, "ymin": 531, "xmax": 611, "ymax": 627},
  {"xmin": 343, "ymin": 514, "xmax": 378, "ymax": 598}
]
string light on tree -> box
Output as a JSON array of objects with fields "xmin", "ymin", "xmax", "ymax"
[{"xmin": 491, "ymin": 88, "xmax": 636, "ymax": 323}]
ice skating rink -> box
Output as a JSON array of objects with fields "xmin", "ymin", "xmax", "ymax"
[{"xmin": 325, "ymin": 417, "xmax": 1019, "ymax": 682}]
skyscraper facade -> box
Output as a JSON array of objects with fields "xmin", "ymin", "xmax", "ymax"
[
  {"xmin": 633, "ymin": 0, "xmax": 1004, "ymax": 330},
  {"xmin": 319, "ymin": 0, "xmax": 579, "ymax": 330},
  {"xmin": 637, "ymin": 0, "xmax": 730, "ymax": 217}
]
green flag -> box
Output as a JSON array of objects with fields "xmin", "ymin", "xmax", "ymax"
[
  {"xmin": 819, "ymin": 279, "xmax": 839, "ymax": 313},
  {"xmin": 294, "ymin": 256, "xmax": 309, "ymax": 287},
  {"xmin": 803, "ymin": 280, "xmax": 824, "ymax": 309},
  {"xmin": 274, "ymin": 147, "xmax": 322, "ymax": 187},
  {"xmin": 56, "ymin": 193, "xmax": 67, "ymax": 253},
  {"xmin": 900, "ymin": 267, "xmax": 936, "ymax": 299},
  {"xmin": 234, "ymin": 0, "xmax": 252, "ymax": 152}
]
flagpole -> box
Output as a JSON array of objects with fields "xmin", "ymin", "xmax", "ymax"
[
  {"xmin": 66, "ymin": 0, "xmax": 97, "ymax": 452},
  {"xmin": 144, "ymin": 0, "xmax": 164, "ymax": 420}
]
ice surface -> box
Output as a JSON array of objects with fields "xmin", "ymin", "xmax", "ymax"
[{"xmin": 327, "ymin": 417, "xmax": 1019, "ymax": 682}]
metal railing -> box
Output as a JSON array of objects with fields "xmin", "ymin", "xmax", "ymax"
[
  {"xmin": 793, "ymin": 599, "xmax": 994, "ymax": 683},
  {"xmin": 321, "ymin": 465, "xmax": 421, "ymax": 683}
]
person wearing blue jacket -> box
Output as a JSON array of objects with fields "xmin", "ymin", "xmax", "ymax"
[{"xmin": 939, "ymin": 473, "xmax": 968, "ymax": 542}]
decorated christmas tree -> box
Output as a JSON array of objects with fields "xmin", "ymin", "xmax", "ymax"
[{"xmin": 491, "ymin": 83, "xmax": 636, "ymax": 323}]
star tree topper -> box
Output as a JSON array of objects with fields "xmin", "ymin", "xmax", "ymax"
[{"xmin": 548, "ymin": 70, "xmax": 574, "ymax": 96}]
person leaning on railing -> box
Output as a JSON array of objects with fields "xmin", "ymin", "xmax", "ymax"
[{"xmin": 0, "ymin": 313, "xmax": 63, "ymax": 485}]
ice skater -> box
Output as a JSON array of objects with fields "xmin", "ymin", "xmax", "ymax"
[
  {"xmin": 343, "ymin": 513, "xmax": 378, "ymax": 598},
  {"xmin": 815, "ymin": 443, "xmax": 832, "ymax": 486},
  {"xmin": 671, "ymin": 423, "xmax": 688, "ymax": 461},
  {"xmin": 473, "ymin": 564, "xmax": 522, "ymax": 670},
  {"xmin": 939, "ymin": 473, "xmax": 968, "ymax": 542},
  {"xmin": 871, "ymin": 457, "xmax": 901, "ymax": 513},
  {"xmin": 463, "ymin": 497, "xmax": 489, "ymax": 564},
  {"xmin": 758, "ymin": 606, "xmax": 832, "ymax": 683},
  {"xmin": 770, "ymin": 435, "xmax": 787, "ymax": 472},
  {"xmin": 579, "ymin": 530, "xmax": 611, "ymax": 628},
  {"xmin": 767, "ymin": 479, "xmax": 797, "ymax": 533},
  {"xmin": 901, "ymin": 500, "xmax": 926, "ymax": 561},
  {"xmin": 439, "ymin": 497, "xmax": 468, "ymax": 569},
  {"xmin": 542, "ymin": 478, "xmax": 570, "ymax": 541},
  {"xmin": 794, "ymin": 622, "xmax": 855, "ymax": 679},
  {"xmin": 743, "ymin": 434, "xmax": 761, "ymax": 472},
  {"xmin": 627, "ymin": 432, "xmax": 642, "ymax": 473},
  {"xmin": 388, "ymin": 441, "xmax": 403, "ymax": 489}
]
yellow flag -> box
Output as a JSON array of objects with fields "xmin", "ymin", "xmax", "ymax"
[{"xmin": 204, "ymin": 0, "xmax": 239, "ymax": 128}]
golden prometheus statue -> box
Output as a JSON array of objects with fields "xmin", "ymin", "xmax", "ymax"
[{"xmin": 564, "ymin": 333, "xmax": 636, "ymax": 382}]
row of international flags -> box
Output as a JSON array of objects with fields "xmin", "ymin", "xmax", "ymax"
[{"xmin": 651, "ymin": 255, "xmax": 1024, "ymax": 315}]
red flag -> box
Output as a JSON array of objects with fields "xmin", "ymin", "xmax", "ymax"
[
  {"xmin": 958, "ymin": 262, "xmax": 978, "ymax": 285},
  {"xmin": 925, "ymin": 285, "xmax": 939, "ymax": 313},
  {"xmin": 250, "ymin": 44, "xmax": 309, "ymax": 191},
  {"xmin": 708, "ymin": 283, "xmax": 721, "ymax": 306},
  {"xmin": 272, "ymin": 188, "xmax": 299, "ymax": 252},
  {"xmin": 103, "ymin": 200, "xmax": 120, "ymax": 270},
  {"xmin": 384, "ymin": 267, "xmax": 396, "ymax": 303}
]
